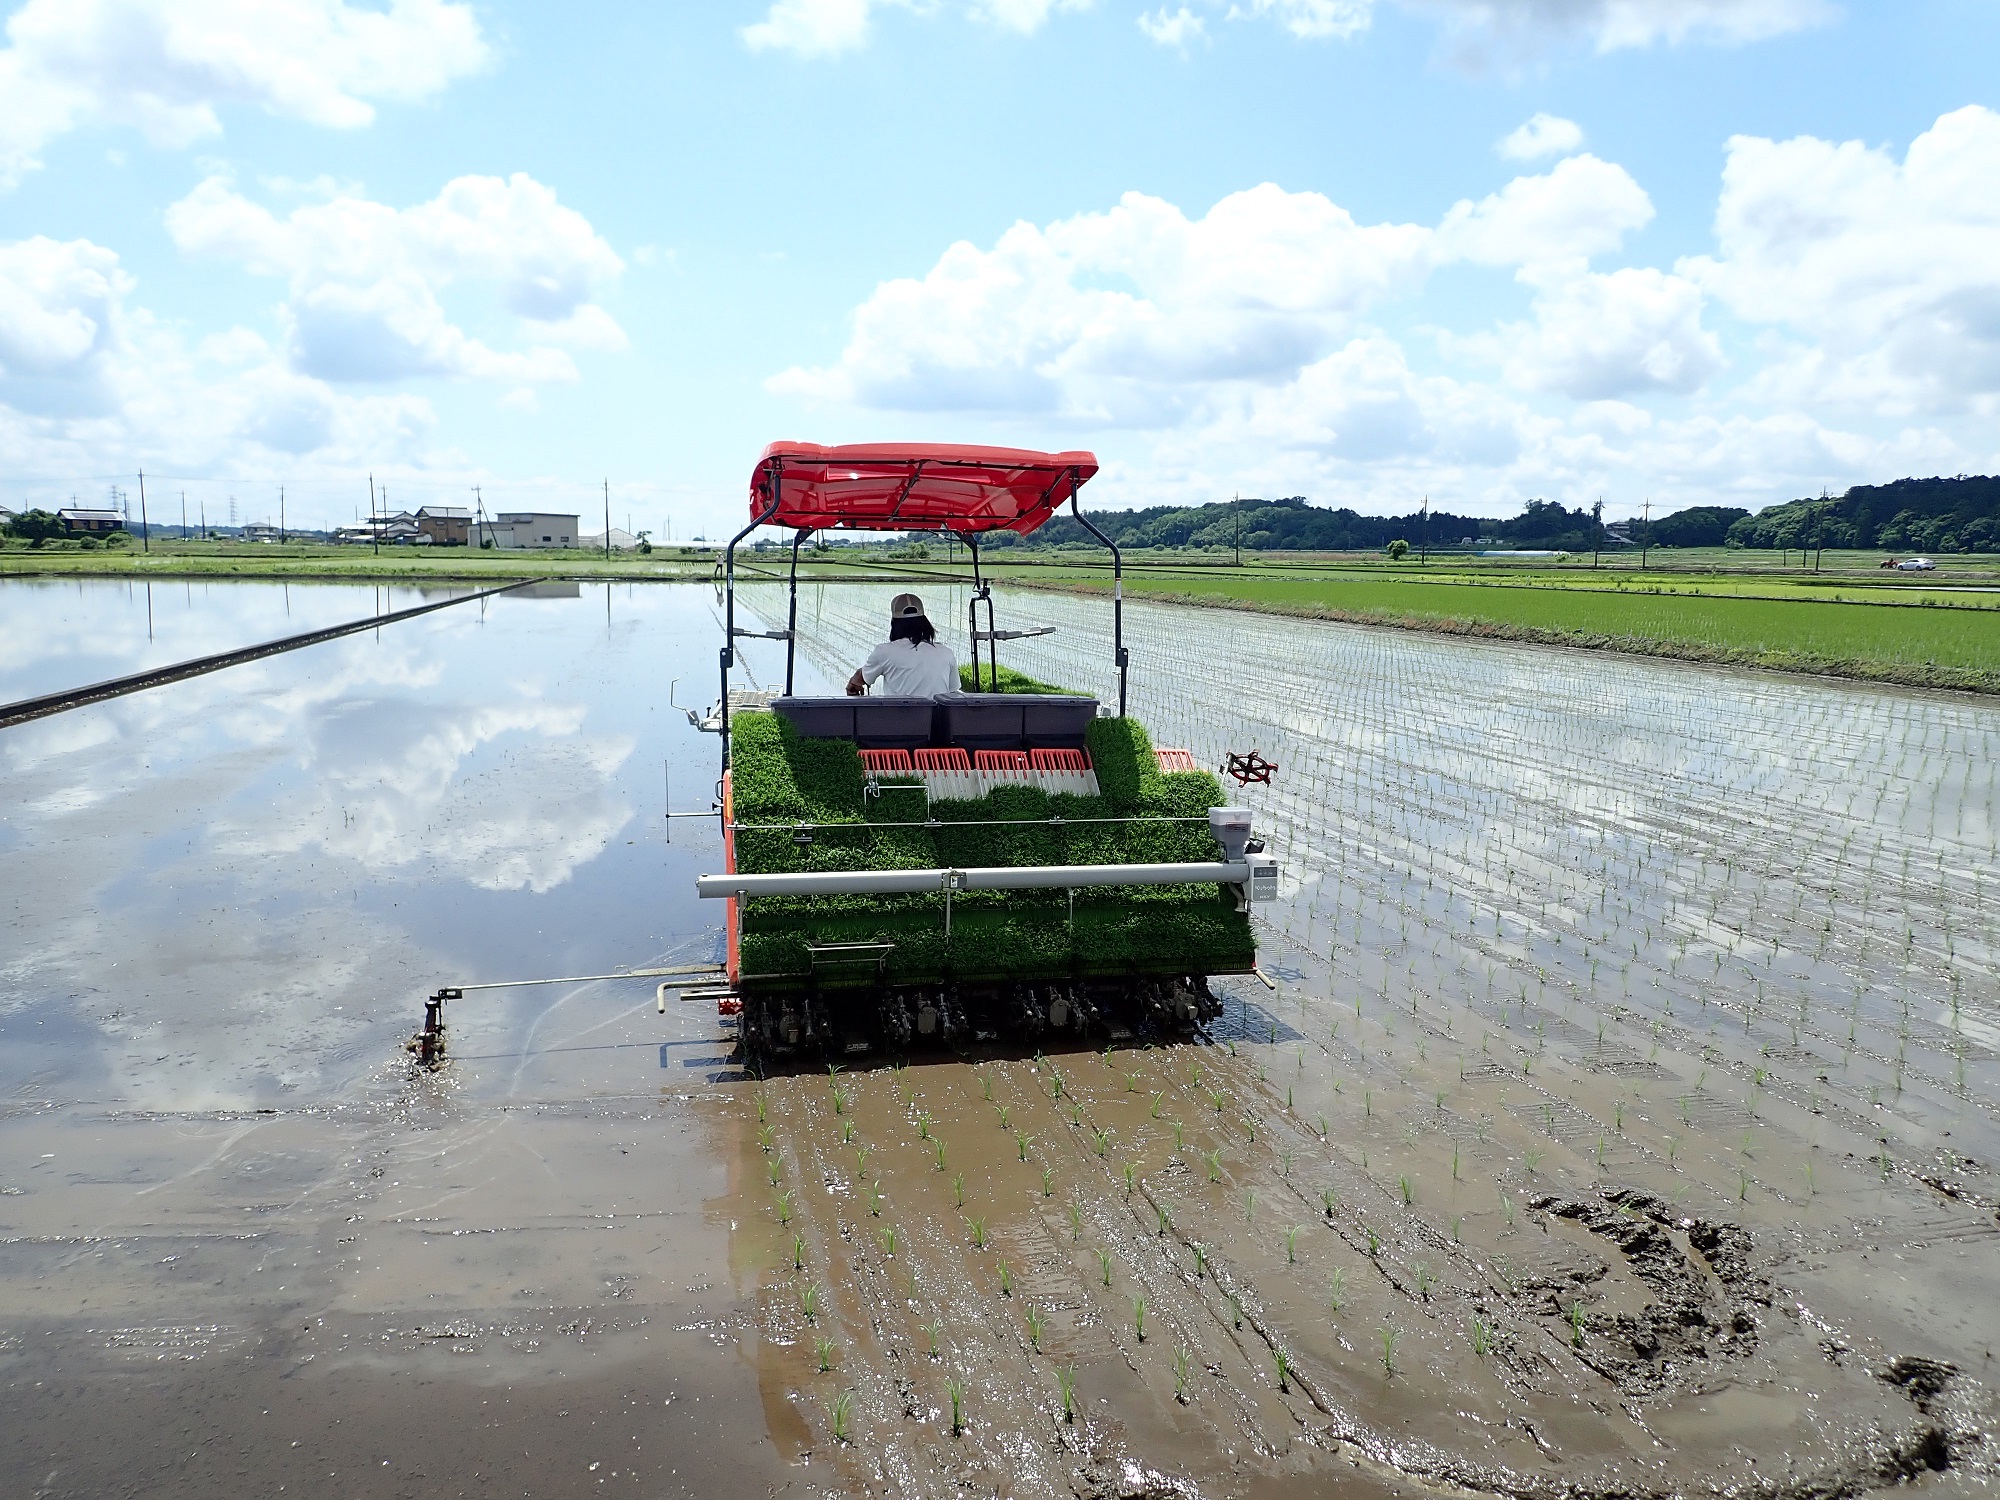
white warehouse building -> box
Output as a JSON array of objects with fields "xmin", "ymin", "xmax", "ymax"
[{"xmin": 480, "ymin": 512, "xmax": 580, "ymax": 549}]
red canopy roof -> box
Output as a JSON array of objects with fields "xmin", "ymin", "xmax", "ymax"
[{"xmin": 749, "ymin": 442, "xmax": 1098, "ymax": 535}]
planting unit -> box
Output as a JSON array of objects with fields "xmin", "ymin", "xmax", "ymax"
[{"xmin": 695, "ymin": 442, "xmax": 1276, "ymax": 1055}]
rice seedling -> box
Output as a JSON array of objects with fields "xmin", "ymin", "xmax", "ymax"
[
  {"xmin": 1173, "ymin": 1343, "xmax": 1193, "ymax": 1402},
  {"xmin": 921, "ymin": 1318, "xmax": 941, "ymax": 1357},
  {"xmin": 1025, "ymin": 1304, "xmax": 1045, "ymax": 1352},
  {"xmin": 1274, "ymin": 1345, "xmax": 1292, "ymax": 1392},
  {"xmin": 982, "ymin": 1071, "xmax": 993, "ymax": 1101},
  {"xmin": 1471, "ymin": 1318, "xmax": 1493, "ymax": 1357},
  {"xmin": 868, "ymin": 1185, "xmax": 882, "ymax": 1217},
  {"xmin": 998, "ymin": 1259, "xmax": 1013, "ymax": 1297},
  {"xmin": 767, "ymin": 1159, "xmax": 782, "ymax": 1187},
  {"xmin": 934, "ymin": 1140, "xmax": 947, "ymax": 1171},
  {"xmin": 1156, "ymin": 1203, "xmax": 1170, "ymax": 1236},
  {"xmin": 1069, "ymin": 1202, "xmax": 1082, "ymax": 1240},
  {"xmin": 1567, "ymin": 1300, "xmax": 1587, "ymax": 1347},
  {"xmin": 1738, "ymin": 1169, "xmax": 1751, "ymax": 1200},
  {"xmin": 799, "ymin": 1284, "xmax": 821, "ymax": 1322},
  {"xmin": 1322, "ymin": 1187, "xmax": 1338, "ymax": 1218},
  {"xmin": 1524, "ymin": 1147, "xmax": 1546, "ymax": 1175},
  {"xmin": 1043, "ymin": 1166, "xmax": 1055, "ymax": 1197},
  {"xmin": 997, "ymin": 1105, "xmax": 1010, "ymax": 1130},
  {"xmin": 1124, "ymin": 1162, "xmax": 1138, "ymax": 1196},
  {"xmin": 776, "ymin": 1190, "xmax": 794, "ymax": 1226},
  {"xmin": 815, "ymin": 1334, "xmax": 835, "ymax": 1372},
  {"xmin": 1097, "ymin": 1248, "xmax": 1113, "ymax": 1287},
  {"xmin": 1414, "ymin": 1262, "xmax": 1433, "ymax": 1300},
  {"xmin": 952, "ymin": 1172, "xmax": 965, "ymax": 1208},
  {"xmin": 1150, "ymin": 1091, "xmax": 1164, "ymax": 1118},
  {"xmin": 917, "ymin": 1112, "xmax": 931, "ymax": 1140},
  {"xmin": 1365, "ymin": 1228, "xmax": 1381, "ymax": 1257},
  {"xmin": 1172, "ymin": 1120, "xmax": 1186, "ymax": 1152},
  {"xmin": 1328, "ymin": 1266, "xmax": 1346, "ymax": 1312},
  {"xmin": 1193, "ymin": 1242, "xmax": 1207, "ymax": 1278},
  {"xmin": 755, "ymin": 1092, "xmax": 767, "ymax": 1124},
  {"xmin": 946, "ymin": 1375, "xmax": 965, "ymax": 1435},
  {"xmin": 1057, "ymin": 1364, "xmax": 1077, "ymax": 1423},
  {"xmin": 758, "ymin": 1124, "xmax": 774, "ymax": 1152},
  {"xmin": 1133, "ymin": 1296, "xmax": 1147, "ymax": 1342},
  {"xmin": 1398, "ymin": 1173, "xmax": 1414, "ymax": 1206},
  {"xmin": 968, "ymin": 1216, "xmax": 987, "ymax": 1249},
  {"xmin": 1094, "ymin": 1128, "xmax": 1111, "ymax": 1158},
  {"xmin": 1379, "ymin": 1328, "xmax": 1399, "ymax": 1375},
  {"xmin": 792, "ymin": 1232, "xmax": 806, "ymax": 1271},
  {"xmin": 1015, "ymin": 1130, "xmax": 1032, "ymax": 1161},
  {"xmin": 1451, "ymin": 1215, "xmax": 1463, "ymax": 1241},
  {"xmin": 879, "ymin": 1224, "xmax": 897, "ymax": 1255},
  {"xmin": 832, "ymin": 1088, "xmax": 849, "ymax": 1115},
  {"xmin": 1286, "ymin": 1225, "xmax": 1300, "ymax": 1263},
  {"xmin": 829, "ymin": 1389, "xmax": 853, "ymax": 1443},
  {"xmin": 840, "ymin": 1119, "xmax": 854, "ymax": 1145},
  {"xmin": 1204, "ymin": 1148, "xmax": 1223, "ymax": 1183}
]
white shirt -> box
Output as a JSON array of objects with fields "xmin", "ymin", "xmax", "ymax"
[{"xmin": 859, "ymin": 638, "xmax": 958, "ymax": 697}]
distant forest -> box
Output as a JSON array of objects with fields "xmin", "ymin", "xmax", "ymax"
[
  {"xmin": 988, "ymin": 496, "xmax": 1717, "ymax": 554},
  {"xmin": 1722, "ymin": 475, "xmax": 2000, "ymax": 553},
  {"xmin": 965, "ymin": 474, "xmax": 2000, "ymax": 555}
]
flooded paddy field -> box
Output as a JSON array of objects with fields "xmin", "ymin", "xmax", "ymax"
[{"xmin": 3, "ymin": 578, "xmax": 1996, "ymax": 1497}]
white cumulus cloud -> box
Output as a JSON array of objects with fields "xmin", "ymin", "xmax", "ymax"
[
  {"xmin": 0, "ymin": 231, "xmax": 439, "ymax": 475},
  {"xmin": 165, "ymin": 173, "xmax": 625, "ymax": 386},
  {"xmin": 1138, "ymin": 7, "xmax": 1208, "ymax": 47},
  {"xmin": 1409, "ymin": 0, "xmax": 1830, "ymax": 57},
  {"xmin": 1498, "ymin": 112, "xmax": 1584, "ymax": 161},
  {"xmin": 0, "ymin": 0, "xmax": 487, "ymax": 188},
  {"xmin": 1684, "ymin": 105, "xmax": 2000, "ymax": 417},
  {"xmin": 1490, "ymin": 267, "xmax": 1723, "ymax": 398}
]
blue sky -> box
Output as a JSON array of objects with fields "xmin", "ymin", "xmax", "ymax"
[{"xmin": 2, "ymin": 0, "xmax": 1996, "ymax": 538}]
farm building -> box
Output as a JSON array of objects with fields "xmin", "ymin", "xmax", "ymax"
[
  {"xmin": 417, "ymin": 506, "xmax": 472, "ymax": 545},
  {"xmin": 58, "ymin": 507, "xmax": 125, "ymax": 534},
  {"xmin": 480, "ymin": 512, "xmax": 580, "ymax": 549}
]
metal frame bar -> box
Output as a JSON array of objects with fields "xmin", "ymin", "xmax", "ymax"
[
  {"xmin": 699, "ymin": 860, "xmax": 1251, "ymax": 899},
  {"xmin": 1065, "ymin": 469, "xmax": 1128, "ymax": 715},
  {"xmin": 721, "ymin": 465, "xmax": 784, "ymax": 772},
  {"xmin": 784, "ymin": 526, "xmax": 812, "ymax": 694}
]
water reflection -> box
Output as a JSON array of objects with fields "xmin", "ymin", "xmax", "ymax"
[{"xmin": 0, "ymin": 580, "xmax": 750, "ymax": 1112}]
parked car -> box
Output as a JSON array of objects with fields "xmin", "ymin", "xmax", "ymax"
[{"xmin": 1893, "ymin": 556, "xmax": 1937, "ymax": 571}]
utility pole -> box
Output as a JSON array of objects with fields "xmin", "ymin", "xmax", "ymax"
[
  {"xmin": 279, "ymin": 484, "xmax": 286, "ymax": 544},
  {"xmin": 1640, "ymin": 497, "xmax": 1652, "ymax": 571},
  {"xmin": 369, "ymin": 473, "xmax": 379, "ymax": 556},
  {"xmin": 1233, "ymin": 492, "xmax": 1241, "ymax": 567},
  {"xmin": 473, "ymin": 484, "xmax": 485, "ymax": 548},
  {"xmin": 137, "ymin": 470, "xmax": 150, "ymax": 552},
  {"xmin": 1592, "ymin": 497, "xmax": 1602, "ymax": 569},
  {"xmin": 200, "ymin": 498, "xmax": 206, "ymax": 539},
  {"xmin": 603, "ymin": 478, "xmax": 612, "ymax": 560},
  {"xmin": 1419, "ymin": 494, "xmax": 1429, "ymax": 566},
  {"xmin": 180, "ymin": 490, "xmax": 186, "ymax": 542}
]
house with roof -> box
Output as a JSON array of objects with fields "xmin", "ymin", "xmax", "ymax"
[
  {"xmin": 417, "ymin": 505, "xmax": 471, "ymax": 546},
  {"xmin": 59, "ymin": 507, "xmax": 125, "ymax": 534}
]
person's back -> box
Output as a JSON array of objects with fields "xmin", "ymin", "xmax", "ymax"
[
  {"xmin": 858, "ymin": 636, "xmax": 958, "ymax": 697},
  {"xmin": 847, "ymin": 592, "xmax": 958, "ymax": 698}
]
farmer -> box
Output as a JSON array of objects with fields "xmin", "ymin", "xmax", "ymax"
[{"xmin": 846, "ymin": 592, "xmax": 959, "ymax": 697}]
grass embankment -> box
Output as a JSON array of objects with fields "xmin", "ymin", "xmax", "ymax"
[
  {"xmin": 729, "ymin": 711, "xmax": 1253, "ymax": 988},
  {"xmin": 0, "ymin": 540, "xmax": 717, "ymax": 582},
  {"xmin": 1008, "ymin": 570, "xmax": 2000, "ymax": 693}
]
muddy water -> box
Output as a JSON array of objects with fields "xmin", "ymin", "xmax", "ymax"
[{"xmin": 4, "ymin": 578, "xmax": 1996, "ymax": 1498}]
